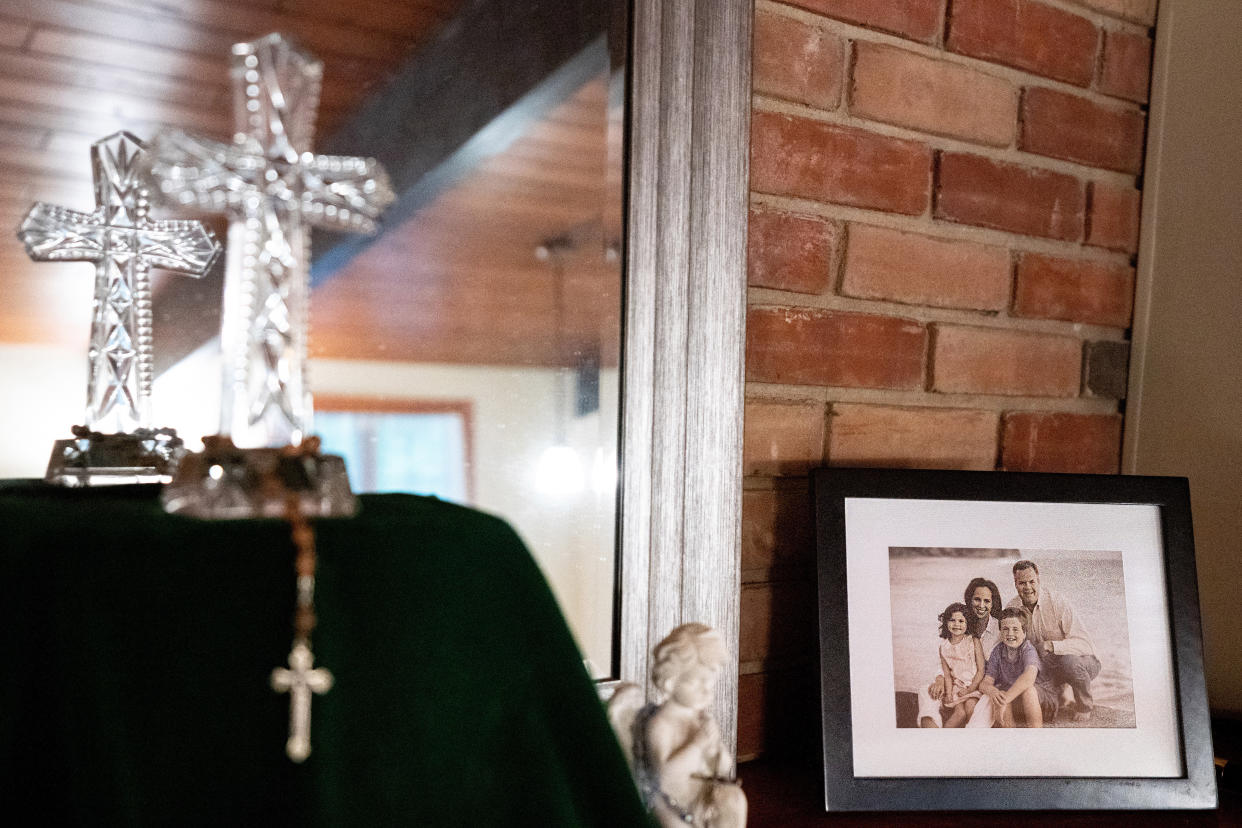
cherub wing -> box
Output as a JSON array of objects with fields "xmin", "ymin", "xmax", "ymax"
[{"xmin": 605, "ymin": 681, "xmax": 645, "ymax": 770}]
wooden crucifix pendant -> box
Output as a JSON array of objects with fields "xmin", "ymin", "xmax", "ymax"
[{"xmin": 271, "ymin": 640, "xmax": 333, "ymax": 762}]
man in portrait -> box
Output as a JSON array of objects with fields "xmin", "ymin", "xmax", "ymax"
[{"xmin": 1006, "ymin": 559, "xmax": 1102, "ymax": 723}]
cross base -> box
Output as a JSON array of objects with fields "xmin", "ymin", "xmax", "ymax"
[
  {"xmin": 45, "ymin": 426, "xmax": 186, "ymax": 487},
  {"xmin": 161, "ymin": 435, "xmax": 357, "ymax": 519}
]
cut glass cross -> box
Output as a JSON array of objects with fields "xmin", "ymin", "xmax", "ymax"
[
  {"xmin": 18, "ymin": 132, "xmax": 221, "ymax": 435},
  {"xmin": 145, "ymin": 33, "xmax": 394, "ymax": 449}
]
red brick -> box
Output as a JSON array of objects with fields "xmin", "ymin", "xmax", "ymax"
[
  {"xmin": 780, "ymin": 0, "xmax": 944, "ymax": 43},
  {"xmin": 1002, "ymin": 411, "xmax": 1123, "ymax": 472},
  {"xmin": 746, "ymin": 306, "xmax": 926, "ymax": 390},
  {"xmin": 842, "ymin": 223, "xmax": 1011, "ymax": 311},
  {"xmin": 1021, "ymin": 87, "xmax": 1146, "ymax": 174},
  {"xmin": 935, "ymin": 152, "xmax": 1084, "ymax": 241},
  {"xmin": 948, "ymin": 0, "xmax": 1099, "ymax": 87},
  {"xmin": 743, "ymin": 399, "xmax": 826, "ymax": 476},
  {"xmin": 1099, "ymin": 29, "xmax": 1152, "ymax": 103},
  {"xmin": 932, "ymin": 325, "xmax": 1081, "ymax": 396},
  {"xmin": 750, "ymin": 110, "xmax": 932, "ymax": 215},
  {"xmin": 829, "ymin": 403, "xmax": 999, "ymax": 470},
  {"xmin": 741, "ymin": 485, "xmax": 814, "ymax": 582},
  {"xmin": 1013, "ymin": 253, "xmax": 1135, "ymax": 327},
  {"xmin": 1070, "ymin": 0, "xmax": 1157, "ymax": 25},
  {"xmin": 1086, "ymin": 180, "xmax": 1141, "ymax": 253},
  {"xmin": 851, "ymin": 42, "xmax": 1017, "ymax": 146},
  {"xmin": 748, "ymin": 206, "xmax": 839, "ymax": 294},
  {"xmin": 753, "ymin": 10, "xmax": 845, "ymax": 110}
]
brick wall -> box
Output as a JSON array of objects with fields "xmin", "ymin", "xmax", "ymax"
[{"xmin": 739, "ymin": 0, "xmax": 1156, "ymax": 760}]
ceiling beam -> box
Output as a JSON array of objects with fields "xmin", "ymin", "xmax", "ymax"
[{"xmin": 312, "ymin": 0, "xmax": 608, "ymax": 281}]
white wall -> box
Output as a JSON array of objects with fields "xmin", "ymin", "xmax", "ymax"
[
  {"xmin": 1125, "ymin": 0, "xmax": 1242, "ymax": 714},
  {"xmin": 0, "ymin": 344, "xmax": 84, "ymax": 478}
]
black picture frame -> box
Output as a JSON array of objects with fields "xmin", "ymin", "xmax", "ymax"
[{"xmin": 813, "ymin": 467, "xmax": 1216, "ymax": 811}]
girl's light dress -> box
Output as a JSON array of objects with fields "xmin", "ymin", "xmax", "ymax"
[{"xmin": 915, "ymin": 635, "xmax": 979, "ymax": 727}]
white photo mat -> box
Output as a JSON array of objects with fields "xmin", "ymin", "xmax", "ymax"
[{"xmin": 845, "ymin": 497, "xmax": 1182, "ymax": 778}]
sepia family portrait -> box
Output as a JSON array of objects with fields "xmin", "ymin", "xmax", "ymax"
[
  {"xmin": 889, "ymin": 547, "xmax": 1135, "ymax": 730},
  {"xmin": 832, "ymin": 486, "xmax": 1199, "ymax": 793}
]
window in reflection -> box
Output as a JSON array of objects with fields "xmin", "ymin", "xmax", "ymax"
[{"xmin": 315, "ymin": 405, "xmax": 471, "ymax": 501}]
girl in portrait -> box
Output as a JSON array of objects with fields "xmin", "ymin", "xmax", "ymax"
[{"xmin": 916, "ymin": 602, "xmax": 985, "ymax": 728}]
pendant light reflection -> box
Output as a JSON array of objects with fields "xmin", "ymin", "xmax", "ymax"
[
  {"xmin": 536, "ymin": 443, "xmax": 585, "ymax": 497},
  {"xmin": 536, "ymin": 440, "xmax": 616, "ymax": 498},
  {"xmin": 532, "ymin": 235, "xmax": 615, "ymax": 499}
]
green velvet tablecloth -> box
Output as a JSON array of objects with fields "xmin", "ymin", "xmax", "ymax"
[{"xmin": 0, "ymin": 481, "xmax": 648, "ymax": 826}]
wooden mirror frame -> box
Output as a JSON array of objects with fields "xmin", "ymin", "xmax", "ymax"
[{"xmin": 615, "ymin": 0, "xmax": 752, "ymax": 749}]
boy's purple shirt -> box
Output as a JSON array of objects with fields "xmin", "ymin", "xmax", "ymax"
[{"xmin": 984, "ymin": 638, "xmax": 1041, "ymax": 690}]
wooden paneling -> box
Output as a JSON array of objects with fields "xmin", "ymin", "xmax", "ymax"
[
  {"xmin": 282, "ymin": 0, "xmax": 451, "ymax": 36},
  {"xmin": 0, "ymin": 22, "xmax": 30, "ymax": 50},
  {"xmin": 4, "ymin": 0, "xmax": 238, "ymax": 55},
  {"xmin": 26, "ymin": 31, "xmax": 223, "ymax": 82},
  {"xmin": 0, "ymin": 0, "xmax": 464, "ymax": 347},
  {"xmin": 0, "ymin": 0, "xmax": 614, "ymax": 374},
  {"xmin": 312, "ymin": 73, "xmax": 618, "ymax": 368},
  {"xmin": 0, "ymin": 50, "xmax": 217, "ymax": 110}
]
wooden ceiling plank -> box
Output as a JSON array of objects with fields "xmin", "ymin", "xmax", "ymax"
[
  {"xmin": 0, "ymin": 101, "xmax": 126, "ymax": 138},
  {"xmin": 329, "ymin": 252, "xmax": 613, "ymax": 287},
  {"xmin": 0, "ymin": 74, "xmax": 229, "ymax": 135},
  {"xmin": 516, "ymin": 117, "xmax": 604, "ymax": 150},
  {"xmin": 543, "ymin": 106, "xmax": 607, "ymax": 132},
  {"xmin": 82, "ymin": 0, "xmax": 414, "ymax": 64},
  {"xmin": 0, "ymin": 121, "xmax": 49, "ymax": 150},
  {"xmin": 474, "ymin": 154, "xmax": 604, "ymax": 188},
  {"xmin": 0, "ymin": 48, "xmax": 227, "ymax": 111},
  {"xmin": 432, "ymin": 186, "xmax": 602, "ymax": 219},
  {"xmin": 279, "ymin": 0, "xmax": 453, "ymax": 37},
  {"xmin": 0, "ymin": 20, "xmax": 30, "ymax": 49},
  {"xmin": 217, "ymin": 0, "xmax": 283, "ymax": 9},
  {"xmin": 498, "ymin": 140, "xmax": 606, "ymax": 172},
  {"xmin": 45, "ymin": 131, "xmax": 130, "ymax": 157},
  {"xmin": 0, "ymin": 144, "xmax": 97, "ymax": 180},
  {"xmin": 2, "ymin": 0, "xmax": 236, "ymax": 57},
  {"xmin": 28, "ymin": 29, "xmax": 224, "ymax": 86},
  {"xmin": 0, "ymin": 175, "xmax": 92, "ymax": 203}
]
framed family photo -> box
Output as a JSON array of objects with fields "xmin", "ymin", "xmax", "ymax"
[{"xmin": 813, "ymin": 467, "xmax": 1216, "ymax": 811}]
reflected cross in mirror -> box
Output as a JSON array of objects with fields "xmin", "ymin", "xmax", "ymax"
[{"xmin": 145, "ymin": 33, "xmax": 394, "ymax": 449}]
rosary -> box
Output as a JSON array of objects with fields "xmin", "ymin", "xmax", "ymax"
[{"xmin": 269, "ymin": 440, "xmax": 335, "ymax": 763}]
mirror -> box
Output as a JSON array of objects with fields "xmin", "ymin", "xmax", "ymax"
[
  {"xmin": 0, "ymin": 3, "xmax": 625, "ymax": 679},
  {"xmin": 0, "ymin": 0, "xmax": 751, "ymax": 724}
]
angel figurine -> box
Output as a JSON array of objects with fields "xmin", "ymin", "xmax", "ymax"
[{"xmin": 608, "ymin": 623, "xmax": 747, "ymax": 827}]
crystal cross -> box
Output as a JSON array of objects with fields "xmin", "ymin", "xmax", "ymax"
[
  {"xmin": 145, "ymin": 33, "xmax": 394, "ymax": 449},
  {"xmin": 270, "ymin": 640, "xmax": 333, "ymax": 762},
  {"xmin": 17, "ymin": 132, "xmax": 220, "ymax": 434}
]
